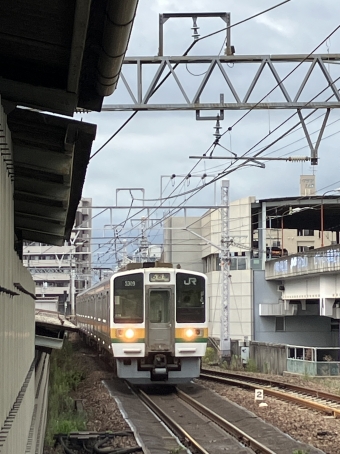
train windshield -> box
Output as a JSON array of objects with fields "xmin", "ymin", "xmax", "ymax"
[
  {"xmin": 114, "ymin": 273, "xmax": 144, "ymax": 323},
  {"xmin": 176, "ymin": 273, "xmax": 205, "ymax": 323}
]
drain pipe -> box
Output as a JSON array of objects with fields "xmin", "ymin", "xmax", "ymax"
[{"xmin": 96, "ymin": 0, "xmax": 139, "ymax": 97}]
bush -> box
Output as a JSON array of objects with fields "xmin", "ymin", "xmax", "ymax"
[
  {"xmin": 245, "ymin": 358, "xmax": 258, "ymax": 373},
  {"xmin": 44, "ymin": 339, "xmax": 86, "ymax": 446},
  {"xmin": 203, "ymin": 347, "xmax": 218, "ymax": 364}
]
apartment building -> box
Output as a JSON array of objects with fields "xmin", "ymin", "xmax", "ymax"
[{"xmin": 23, "ymin": 198, "xmax": 92, "ymax": 314}]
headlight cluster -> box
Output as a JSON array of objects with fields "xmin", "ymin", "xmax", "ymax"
[
  {"xmin": 184, "ymin": 328, "xmax": 203, "ymax": 339},
  {"xmin": 117, "ymin": 328, "xmax": 136, "ymax": 340}
]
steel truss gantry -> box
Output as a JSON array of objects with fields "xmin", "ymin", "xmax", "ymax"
[
  {"xmin": 103, "ymin": 54, "xmax": 340, "ymax": 165},
  {"xmin": 103, "ymin": 54, "xmax": 340, "ymax": 112}
]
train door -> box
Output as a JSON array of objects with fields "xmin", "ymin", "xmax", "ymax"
[{"xmin": 146, "ymin": 287, "xmax": 174, "ymax": 353}]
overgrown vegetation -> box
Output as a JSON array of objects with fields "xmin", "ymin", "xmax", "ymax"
[
  {"xmin": 202, "ymin": 347, "xmax": 218, "ymax": 364},
  {"xmin": 244, "ymin": 358, "xmax": 258, "ymax": 373},
  {"xmin": 169, "ymin": 447, "xmax": 188, "ymax": 453},
  {"xmin": 228, "ymin": 354, "xmax": 241, "ymax": 370},
  {"xmin": 44, "ymin": 338, "xmax": 86, "ymax": 446},
  {"xmin": 203, "ymin": 349, "xmax": 258, "ymax": 373}
]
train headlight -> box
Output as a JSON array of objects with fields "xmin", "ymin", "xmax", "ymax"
[
  {"xmin": 125, "ymin": 328, "xmax": 135, "ymax": 340},
  {"xmin": 185, "ymin": 328, "xmax": 195, "ymax": 339}
]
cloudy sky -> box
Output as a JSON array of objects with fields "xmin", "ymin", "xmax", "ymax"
[{"xmin": 78, "ymin": 0, "xmax": 340, "ymax": 266}]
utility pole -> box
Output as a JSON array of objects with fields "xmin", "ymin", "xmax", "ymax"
[
  {"xmin": 220, "ymin": 180, "xmax": 231, "ymax": 358},
  {"xmin": 69, "ymin": 233, "xmax": 79, "ymax": 317},
  {"xmin": 70, "ymin": 263, "xmax": 75, "ymax": 316}
]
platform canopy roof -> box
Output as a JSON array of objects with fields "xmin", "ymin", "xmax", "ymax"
[
  {"xmin": 0, "ymin": 0, "xmax": 138, "ymax": 115},
  {"xmin": 0, "ymin": 0, "xmax": 138, "ymax": 246},
  {"xmin": 252, "ymin": 196, "xmax": 340, "ymax": 232}
]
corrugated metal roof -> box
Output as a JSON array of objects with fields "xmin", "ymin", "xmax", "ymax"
[
  {"xmin": 0, "ymin": 0, "xmax": 139, "ymax": 248},
  {"xmin": 8, "ymin": 107, "xmax": 96, "ymax": 245},
  {"xmin": 0, "ymin": 0, "xmax": 139, "ymax": 115}
]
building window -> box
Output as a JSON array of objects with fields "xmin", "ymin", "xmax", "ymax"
[
  {"xmin": 203, "ymin": 254, "xmax": 220, "ymax": 273},
  {"xmin": 297, "ymin": 229, "xmax": 314, "ymax": 237},
  {"xmin": 297, "ymin": 245, "xmax": 311, "ymax": 253},
  {"xmin": 331, "ymin": 319, "xmax": 339, "ymax": 332},
  {"xmin": 230, "ymin": 258, "xmax": 237, "ymax": 270},
  {"xmin": 275, "ymin": 317, "xmax": 285, "ymax": 331},
  {"xmin": 237, "ymin": 258, "xmax": 247, "ymax": 270}
]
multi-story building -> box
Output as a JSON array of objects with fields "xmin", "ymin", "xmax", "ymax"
[
  {"xmin": 163, "ymin": 189, "xmax": 337, "ymax": 347},
  {"xmin": 23, "ymin": 198, "xmax": 92, "ymax": 314}
]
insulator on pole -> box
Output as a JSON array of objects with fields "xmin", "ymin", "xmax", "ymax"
[
  {"xmin": 286, "ymin": 156, "xmax": 310, "ymax": 162},
  {"xmin": 214, "ymin": 116, "xmax": 222, "ymax": 141},
  {"xmin": 191, "ymin": 17, "xmax": 200, "ymax": 40}
]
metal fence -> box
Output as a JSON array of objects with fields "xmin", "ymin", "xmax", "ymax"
[{"xmin": 287, "ymin": 345, "xmax": 340, "ymax": 376}]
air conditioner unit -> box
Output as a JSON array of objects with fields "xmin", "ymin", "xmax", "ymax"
[{"xmin": 277, "ymin": 285, "xmax": 285, "ymax": 292}]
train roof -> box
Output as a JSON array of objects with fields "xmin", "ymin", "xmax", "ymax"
[{"xmin": 77, "ymin": 263, "xmax": 207, "ymax": 297}]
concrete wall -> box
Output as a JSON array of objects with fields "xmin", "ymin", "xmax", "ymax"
[
  {"xmin": 163, "ymin": 216, "xmax": 203, "ymax": 272},
  {"xmin": 254, "ymin": 270, "xmax": 334, "ymax": 346},
  {"xmin": 207, "ymin": 269, "xmax": 253, "ymax": 341}
]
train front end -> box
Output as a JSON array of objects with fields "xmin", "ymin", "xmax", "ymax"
[{"xmin": 111, "ymin": 266, "xmax": 208, "ymax": 384}]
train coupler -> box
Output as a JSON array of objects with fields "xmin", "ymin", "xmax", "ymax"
[{"xmin": 151, "ymin": 354, "xmax": 168, "ymax": 381}]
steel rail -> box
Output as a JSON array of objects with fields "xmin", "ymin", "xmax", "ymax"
[
  {"xmin": 176, "ymin": 388, "xmax": 277, "ymax": 454},
  {"xmin": 200, "ymin": 370, "xmax": 340, "ymax": 418},
  {"xmin": 137, "ymin": 388, "xmax": 210, "ymax": 454},
  {"xmin": 201, "ymin": 369, "xmax": 340, "ymax": 403}
]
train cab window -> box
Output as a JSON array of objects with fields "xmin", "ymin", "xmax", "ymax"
[
  {"xmin": 176, "ymin": 273, "xmax": 205, "ymax": 323},
  {"xmin": 114, "ymin": 273, "xmax": 144, "ymax": 323},
  {"xmin": 149, "ymin": 290, "xmax": 170, "ymax": 323}
]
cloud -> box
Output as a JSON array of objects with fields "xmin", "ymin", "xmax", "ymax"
[{"xmin": 82, "ymin": 0, "xmax": 340, "ymax": 263}]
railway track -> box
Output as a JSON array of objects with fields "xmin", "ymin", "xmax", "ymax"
[
  {"xmin": 200, "ymin": 368, "xmax": 340, "ymax": 418},
  {"xmin": 135, "ymin": 384, "xmax": 317, "ymax": 454},
  {"xmin": 137, "ymin": 386, "xmax": 275, "ymax": 454}
]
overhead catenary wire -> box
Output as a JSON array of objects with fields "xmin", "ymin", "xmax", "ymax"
[
  {"xmin": 191, "ymin": 111, "xmax": 340, "ymax": 175},
  {"xmin": 95, "ymin": 170, "xmax": 340, "ymax": 266},
  {"xmin": 90, "ymin": 15, "xmax": 340, "ymax": 265},
  {"xmin": 89, "ymin": 0, "xmax": 292, "ymax": 160},
  {"xmin": 129, "ymin": 78, "xmax": 340, "ymax": 205},
  {"xmin": 92, "ymin": 4, "xmax": 329, "ymax": 255},
  {"xmin": 89, "ymin": 90, "xmax": 340, "ymax": 262},
  {"xmin": 92, "ymin": 7, "xmax": 340, "ymax": 221},
  {"xmin": 92, "ymin": 87, "xmax": 340, "ymax": 262},
  {"xmin": 133, "ymin": 67, "xmax": 340, "ymax": 203},
  {"xmin": 217, "ymin": 23, "xmax": 340, "ymax": 144}
]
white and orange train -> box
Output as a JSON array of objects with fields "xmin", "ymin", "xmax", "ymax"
[{"xmin": 76, "ymin": 263, "xmax": 208, "ymax": 384}]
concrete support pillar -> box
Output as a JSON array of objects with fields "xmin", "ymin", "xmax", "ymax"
[{"xmin": 320, "ymin": 297, "xmax": 335, "ymax": 317}]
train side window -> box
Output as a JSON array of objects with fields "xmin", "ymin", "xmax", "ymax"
[
  {"xmin": 176, "ymin": 273, "xmax": 206, "ymax": 323},
  {"xmin": 114, "ymin": 273, "xmax": 144, "ymax": 323}
]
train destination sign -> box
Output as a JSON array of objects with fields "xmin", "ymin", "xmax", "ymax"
[{"xmin": 149, "ymin": 273, "xmax": 170, "ymax": 282}]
